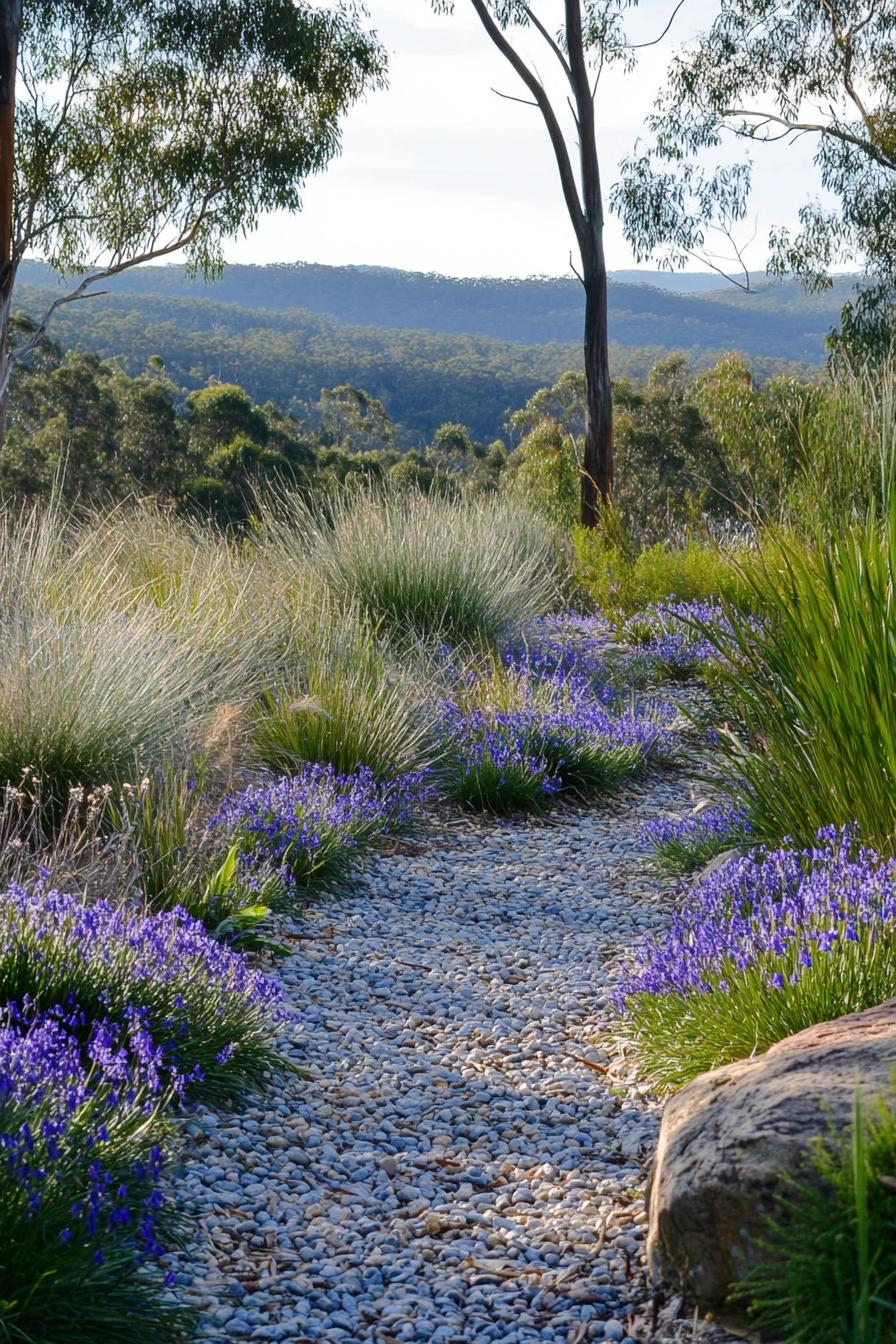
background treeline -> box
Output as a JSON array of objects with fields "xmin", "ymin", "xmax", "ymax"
[
  {"xmin": 5, "ymin": 321, "xmax": 835, "ymax": 537},
  {"xmin": 15, "ymin": 268, "xmax": 825, "ymax": 443}
]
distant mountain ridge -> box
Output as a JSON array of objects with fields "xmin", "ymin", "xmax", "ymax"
[
  {"xmin": 17, "ymin": 258, "xmax": 848, "ymax": 358},
  {"xmin": 13, "ymin": 260, "xmax": 843, "ymax": 441}
]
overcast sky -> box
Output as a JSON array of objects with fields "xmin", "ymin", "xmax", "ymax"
[{"xmin": 225, "ymin": 0, "xmax": 827, "ymax": 279}]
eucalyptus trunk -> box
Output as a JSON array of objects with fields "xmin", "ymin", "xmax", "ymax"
[{"xmin": 0, "ymin": 0, "xmax": 21, "ymax": 453}]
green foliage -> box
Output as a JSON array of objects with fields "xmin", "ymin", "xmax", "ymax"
[
  {"xmin": 571, "ymin": 531, "xmax": 752, "ymax": 617},
  {"xmin": 693, "ymin": 353, "xmax": 822, "ymax": 518},
  {"xmin": 623, "ymin": 902, "xmax": 896, "ymax": 1095},
  {"xmin": 613, "ymin": 0, "xmax": 896, "ymax": 353},
  {"xmin": 0, "ymin": 1086, "xmax": 187, "ymax": 1344},
  {"xmin": 507, "ymin": 358, "xmax": 737, "ymax": 540},
  {"xmin": 8, "ymin": 0, "xmax": 386, "ymax": 388},
  {"xmin": 738, "ymin": 1093, "xmax": 896, "ymax": 1344},
  {"xmin": 264, "ymin": 487, "xmax": 559, "ymax": 649},
  {"xmin": 252, "ymin": 613, "xmax": 439, "ymax": 779},
  {"xmin": 705, "ymin": 508, "xmax": 896, "ymax": 853},
  {"xmin": 786, "ymin": 353, "xmax": 896, "ymax": 526},
  {"xmin": 506, "ymin": 417, "xmax": 580, "ymax": 531}
]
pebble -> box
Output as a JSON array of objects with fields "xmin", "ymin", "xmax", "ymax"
[{"xmin": 165, "ymin": 752, "xmax": 735, "ymax": 1344}]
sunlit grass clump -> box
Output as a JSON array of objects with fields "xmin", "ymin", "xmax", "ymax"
[
  {"xmin": 260, "ymin": 487, "xmax": 559, "ymax": 647},
  {"xmin": 252, "ymin": 608, "xmax": 439, "ymax": 779},
  {"xmin": 705, "ymin": 505, "xmax": 896, "ymax": 854}
]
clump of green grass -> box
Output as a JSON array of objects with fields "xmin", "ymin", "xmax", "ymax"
[
  {"xmin": 260, "ymin": 486, "xmax": 559, "ymax": 648},
  {"xmin": 252, "ymin": 607, "xmax": 439, "ymax": 778},
  {"xmin": 705, "ymin": 502, "xmax": 896, "ymax": 854},
  {"xmin": 736, "ymin": 1092, "xmax": 896, "ymax": 1344}
]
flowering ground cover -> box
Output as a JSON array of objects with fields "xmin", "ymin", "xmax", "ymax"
[
  {"xmin": 642, "ymin": 800, "xmax": 753, "ymax": 875},
  {"xmin": 0, "ymin": 879, "xmax": 283, "ymax": 1105},
  {"xmin": 617, "ymin": 828, "xmax": 896, "ymax": 1090},
  {"xmin": 0, "ymin": 1011, "xmax": 187, "ymax": 1344},
  {"xmin": 440, "ymin": 651, "xmax": 677, "ymax": 812},
  {"xmin": 0, "ymin": 867, "xmax": 287, "ymax": 1342},
  {"xmin": 620, "ymin": 599, "xmax": 751, "ymax": 682},
  {"xmin": 211, "ymin": 763, "xmax": 433, "ymax": 891}
]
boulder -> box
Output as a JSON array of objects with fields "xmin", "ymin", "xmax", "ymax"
[{"xmin": 646, "ymin": 998, "xmax": 896, "ymax": 1332}]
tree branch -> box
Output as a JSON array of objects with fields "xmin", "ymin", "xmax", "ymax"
[
  {"xmin": 627, "ymin": 0, "xmax": 689, "ymax": 51},
  {"xmin": 467, "ymin": 0, "xmax": 585, "ymax": 250},
  {"xmin": 1, "ymin": 195, "xmax": 217, "ymax": 399},
  {"xmin": 724, "ymin": 107, "xmax": 896, "ymax": 172},
  {"xmin": 520, "ymin": 4, "xmax": 572, "ymax": 82},
  {"xmin": 491, "ymin": 86, "xmax": 538, "ymax": 107}
]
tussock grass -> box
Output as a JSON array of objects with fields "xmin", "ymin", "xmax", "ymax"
[
  {"xmin": 253, "ymin": 607, "xmax": 439, "ymax": 778},
  {"xmin": 259, "ymin": 486, "xmax": 559, "ymax": 647}
]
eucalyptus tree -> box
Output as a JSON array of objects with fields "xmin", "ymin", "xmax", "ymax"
[
  {"xmin": 612, "ymin": 0, "xmax": 896, "ymax": 358},
  {"xmin": 433, "ymin": 0, "xmax": 662, "ymax": 523},
  {"xmin": 0, "ymin": 0, "xmax": 386, "ymax": 441}
]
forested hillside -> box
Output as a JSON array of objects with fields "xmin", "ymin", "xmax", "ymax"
[
  {"xmin": 19, "ymin": 258, "xmax": 847, "ymax": 350},
  {"xmin": 15, "ymin": 274, "xmax": 822, "ymax": 441}
]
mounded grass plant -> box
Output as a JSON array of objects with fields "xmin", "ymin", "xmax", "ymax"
[
  {"xmin": 260, "ymin": 486, "xmax": 559, "ymax": 648},
  {"xmin": 252, "ymin": 608, "xmax": 439, "ymax": 779},
  {"xmin": 618, "ymin": 830, "xmax": 896, "ymax": 1092}
]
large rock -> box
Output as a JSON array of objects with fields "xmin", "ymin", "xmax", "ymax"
[{"xmin": 646, "ymin": 998, "xmax": 896, "ymax": 1331}]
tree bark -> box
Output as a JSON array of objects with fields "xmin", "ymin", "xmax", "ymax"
[
  {"xmin": 565, "ymin": 0, "xmax": 613, "ymax": 524},
  {"xmin": 0, "ymin": 0, "xmax": 21, "ymax": 454},
  {"xmin": 580, "ymin": 238, "xmax": 613, "ymax": 527}
]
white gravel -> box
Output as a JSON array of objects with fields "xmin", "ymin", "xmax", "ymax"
[{"xmin": 166, "ymin": 767, "xmax": 735, "ymax": 1344}]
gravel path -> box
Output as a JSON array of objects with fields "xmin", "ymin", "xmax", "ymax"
[{"xmin": 169, "ymin": 767, "xmax": 732, "ymax": 1344}]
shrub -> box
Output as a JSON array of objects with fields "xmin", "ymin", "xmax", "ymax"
[
  {"xmin": 0, "ymin": 880, "xmax": 283, "ymax": 1104},
  {"xmin": 705, "ymin": 507, "xmax": 896, "ymax": 853},
  {"xmin": 0, "ymin": 1011, "xmax": 187, "ymax": 1344},
  {"xmin": 736, "ymin": 1093, "xmax": 896, "ymax": 1344},
  {"xmin": 261, "ymin": 486, "xmax": 559, "ymax": 648},
  {"xmin": 571, "ymin": 531, "xmax": 752, "ymax": 618},
  {"xmin": 617, "ymin": 829, "xmax": 896, "ymax": 1091},
  {"xmin": 642, "ymin": 801, "xmax": 752, "ymax": 876},
  {"xmin": 211, "ymin": 763, "xmax": 431, "ymax": 892}
]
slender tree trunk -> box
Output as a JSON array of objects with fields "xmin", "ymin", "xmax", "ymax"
[
  {"xmin": 0, "ymin": 0, "xmax": 20, "ymax": 453},
  {"xmin": 580, "ymin": 238, "xmax": 613, "ymax": 527},
  {"xmin": 565, "ymin": 0, "xmax": 613, "ymax": 526}
]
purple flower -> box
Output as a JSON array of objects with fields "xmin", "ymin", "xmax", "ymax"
[
  {"xmin": 211, "ymin": 763, "xmax": 433, "ymax": 889},
  {"xmin": 618, "ymin": 828, "xmax": 896, "ymax": 1008}
]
